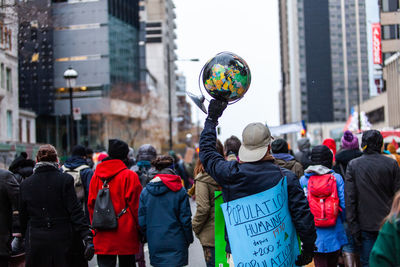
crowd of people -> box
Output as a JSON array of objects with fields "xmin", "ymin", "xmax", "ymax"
[{"xmin": 0, "ymin": 99, "xmax": 399, "ymax": 267}]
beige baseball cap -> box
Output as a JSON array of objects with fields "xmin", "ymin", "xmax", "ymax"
[{"xmin": 238, "ymin": 122, "xmax": 273, "ymax": 162}]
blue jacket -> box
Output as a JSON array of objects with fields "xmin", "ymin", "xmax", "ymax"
[
  {"xmin": 300, "ymin": 165, "xmax": 348, "ymax": 253},
  {"xmin": 199, "ymin": 120, "xmax": 316, "ymax": 253},
  {"xmin": 139, "ymin": 171, "xmax": 193, "ymax": 267}
]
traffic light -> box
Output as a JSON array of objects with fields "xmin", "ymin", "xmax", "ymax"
[{"xmin": 300, "ymin": 129, "xmax": 306, "ymax": 137}]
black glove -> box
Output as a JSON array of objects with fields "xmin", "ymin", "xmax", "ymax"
[
  {"xmin": 83, "ymin": 236, "xmax": 95, "ymax": 261},
  {"xmin": 295, "ymin": 247, "xmax": 314, "ymax": 266},
  {"xmin": 207, "ymin": 99, "xmax": 228, "ymax": 124}
]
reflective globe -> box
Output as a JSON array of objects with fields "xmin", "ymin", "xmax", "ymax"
[{"xmin": 202, "ymin": 52, "xmax": 251, "ymax": 102}]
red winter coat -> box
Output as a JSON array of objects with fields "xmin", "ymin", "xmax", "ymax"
[{"xmin": 88, "ymin": 159, "xmax": 142, "ymax": 255}]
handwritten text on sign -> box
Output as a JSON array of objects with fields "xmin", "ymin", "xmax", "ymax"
[{"xmin": 221, "ymin": 177, "xmax": 300, "ymax": 267}]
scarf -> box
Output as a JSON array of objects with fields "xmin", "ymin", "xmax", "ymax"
[{"xmin": 33, "ymin": 161, "xmax": 60, "ymax": 173}]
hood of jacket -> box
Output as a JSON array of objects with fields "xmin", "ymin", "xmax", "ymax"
[
  {"xmin": 273, "ymin": 153, "xmax": 295, "ymax": 162},
  {"xmin": 146, "ymin": 173, "xmax": 183, "ymax": 196},
  {"xmin": 275, "ymin": 158, "xmax": 298, "ymax": 170},
  {"xmin": 304, "ymin": 165, "xmax": 332, "ymax": 177},
  {"xmin": 94, "ymin": 159, "xmax": 127, "ymax": 179},
  {"xmin": 194, "ymin": 172, "xmax": 219, "ymax": 187},
  {"xmin": 335, "ymin": 149, "xmax": 363, "ymax": 165},
  {"xmin": 64, "ymin": 155, "xmax": 88, "ymax": 169},
  {"xmin": 297, "ymin": 138, "xmax": 311, "ymax": 152}
]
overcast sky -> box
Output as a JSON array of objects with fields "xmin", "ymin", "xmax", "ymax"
[{"xmin": 174, "ymin": 0, "xmax": 281, "ymax": 142}]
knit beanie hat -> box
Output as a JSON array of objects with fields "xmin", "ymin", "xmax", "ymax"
[
  {"xmin": 311, "ymin": 145, "xmax": 333, "ymax": 169},
  {"xmin": 271, "ymin": 139, "xmax": 289, "ymax": 154},
  {"xmin": 341, "ymin": 131, "xmax": 359, "ymax": 150},
  {"xmin": 108, "ymin": 139, "xmax": 129, "ymax": 160},
  {"xmin": 361, "ymin": 130, "xmax": 383, "ymax": 154},
  {"xmin": 72, "ymin": 145, "xmax": 86, "ymax": 157},
  {"xmin": 137, "ymin": 144, "xmax": 157, "ymax": 162}
]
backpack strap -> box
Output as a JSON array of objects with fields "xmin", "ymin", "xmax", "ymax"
[
  {"xmin": 100, "ymin": 168, "xmax": 127, "ymax": 188},
  {"xmin": 75, "ymin": 164, "xmax": 90, "ymax": 172},
  {"xmin": 100, "ymin": 168, "xmax": 129, "ymax": 218}
]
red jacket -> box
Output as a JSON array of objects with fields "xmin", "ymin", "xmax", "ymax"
[{"xmin": 88, "ymin": 159, "xmax": 142, "ymax": 255}]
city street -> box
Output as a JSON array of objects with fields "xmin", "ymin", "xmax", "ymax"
[{"xmin": 89, "ymin": 198, "xmax": 205, "ymax": 267}]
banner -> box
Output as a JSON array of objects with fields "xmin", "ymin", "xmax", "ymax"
[
  {"xmin": 372, "ymin": 23, "xmax": 382, "ymax": 65},
  {"xmin": 268, "ymin": 121, "xmax": 305, "ymax": 136},
  {"xmin": 221, "ymin": 177, "xmax": 300, "ymax": 267},
  {"xmin": 215, "ymin": 191, "xmax": 229, "ymax": 267}
]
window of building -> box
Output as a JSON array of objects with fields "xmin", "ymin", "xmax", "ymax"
[
  {"xmin": 19, "ymin": 119, "xmax": 22, "ymax": 142},
  {"xmin": 27, "ymin": 120, "xmax": 31, "ymax": 143},
  {"xmin": 7, "ymin": 110, "xmax": 12, "ymax": 139},
  {"xmin": 382, "ymin": 0, "xmax": 400, "ymax": 11},
  {"xmin": 382, "ymin": 25, "xmax": 400, "ymax": 40},
  {"xmin": 366, "ymin": 107, "xmax": 385, "ymax": 124},
  {"xmin": 6, "ymin": 67, "xmax": 11, "ymax": 91}
]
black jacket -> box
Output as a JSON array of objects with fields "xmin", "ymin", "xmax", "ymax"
[
  {"xmin": 0, "ymin": 170, "xmax": 19, "ymax": 257},
  {"xmin": 199, "ymin": 120, "xmax": 316, "ymax": 253},
  {"xmin": 345, "ymin": 152, "xmax": 400, "ymax": 234},
  {"xmin": 19, "ymin": 165, "xmax": 91, "ymax": 267},
  {"xmin": 333, "ymin": 149, "xmax": 363, "ymax": 177}
]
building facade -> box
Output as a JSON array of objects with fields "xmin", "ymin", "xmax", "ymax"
[
  {"xmin": 145, "ymin": 0, "xmax": 178, "ymax": 150},
  {"xmin": 0, "ymin": 1, "xmax": 19, "ymax": 144},
  {"xmin": 279, "ymin": 0, "xmax": 370, "ymax": 125},
  {"xmin": 0, "ymin": 0, "xmax": 38, "ymax": 168},
  {"xmin": 380, "ymin": 0, "xmax": 400, "ymax": 61},
  {"xmin": 175, "ymin": 72, "xmax": 192, "ymax": 143}
]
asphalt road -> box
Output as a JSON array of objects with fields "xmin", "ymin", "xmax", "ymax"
[{"xmin": 89, "ymin": 198, "xmax": 206, "ymax": 267}]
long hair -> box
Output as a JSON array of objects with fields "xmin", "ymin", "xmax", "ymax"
[
  {"xmin": 383, "ymin": 191, "xmax": 400, "ymax": 225},
  {"xmin": 194, "ymin": 139, "xmax": 224, "ymax": 177}
]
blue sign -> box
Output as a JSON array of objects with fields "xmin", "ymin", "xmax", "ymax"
[{"xmin": 221, "ymin": 177, "xmax": 300, "ymax": 267}]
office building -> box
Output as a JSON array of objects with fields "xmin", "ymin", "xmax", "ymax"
[
  {"xmin": 380, "ymin": 0, "xmax": 400, "ymax": 60},
  {"xmin": 145, "ymin": 0, "xmax": 178, "ymax": 150},
  {"xmin": 176, "ymin": 72, "xmax": 192, "ymax": 143},
  {"xmin": 0, "ymin": 1, "xmax": 37, "ymax": 167},
  {"xmin": 279, "ymin": 0, "xmax": 370, "ymax": 125}
]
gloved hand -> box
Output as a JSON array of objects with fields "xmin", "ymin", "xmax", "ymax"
[
  {"xmin": 83, "ymin": 236, "xmax": 95, "ymax": 261},
  {"xmin": 207, "ymin": 99, "xmax": 228, "ymax": 124},
  {"xmin": 295, "ymin": 248, "xmax": 314, "ymax": 266}
]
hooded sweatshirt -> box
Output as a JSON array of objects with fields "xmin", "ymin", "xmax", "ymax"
[
  {"xmin": 300, "ymin": 165, "xmax": 347, "ymax": 253},
  {"xmin": 295, "ymin": 138, "xmax": 312, "ymax": 169},
  {"xmin": 87, "ymin": 159, "xmax": 142, "ymax": 254},
  {"xmin": 273, "ymin": 153, "xmax": 304, "ymax": 178},
  {"xmin": 139, "ymin": 169, "xmax": 193, "ymax": 267}
]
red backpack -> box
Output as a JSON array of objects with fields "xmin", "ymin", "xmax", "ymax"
[{"xmin": 307, "ymin": 173, "xmax": 340, "ymax": 227}]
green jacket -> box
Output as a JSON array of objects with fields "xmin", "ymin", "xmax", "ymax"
[
  {"xmin": 192, "ymin": 172, "xmax": 220, "ymax": 247},
  {"xmin": 370, "ymin": 217, "xmax": 400, "ymax": 267}
]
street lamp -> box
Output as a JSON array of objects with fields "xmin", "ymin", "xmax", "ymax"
[
  {"xmin": 167, "ymin": 47, "xmax": 199, "ymax": 151},
  {"xmin": 63, "ymin": 67, "xmax": 78, "ymax": 151}
]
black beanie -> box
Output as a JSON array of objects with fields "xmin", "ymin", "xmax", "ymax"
[
  {"xmin": 311, "ymin": 145, "xmax": 333, "ymax": 169},
  {"xmin": 72, "ymin": 145, "xmax": 86, "ymax": 157},
  {"xmin": 108, "ymin": 139, "xmax": 129, "ymax": 160},
  {"xmin": 271, "ymin": 139, "xmax": 289, "ymax": 154},
  {"xmin": 361, "ymin": 130, "xmax": 383, "ymax": 154}
]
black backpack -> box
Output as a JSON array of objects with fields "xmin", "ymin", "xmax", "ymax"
[{"xmin": 92, "ymin": 169, "xmax": 128, "ymax": 230}]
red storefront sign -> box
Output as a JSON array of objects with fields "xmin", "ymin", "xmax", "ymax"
[{"xmin": 372, "ymin": 23, "xmax": 382, "ymax": 65}]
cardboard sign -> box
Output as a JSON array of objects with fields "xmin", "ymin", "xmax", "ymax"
[
  {"xmin": 184, "ymin": 148, "xmax": 195, "ymax": 163},
  {"xmin": 221, "ymin": 177, "xmax": 300, "ymax": 267}
]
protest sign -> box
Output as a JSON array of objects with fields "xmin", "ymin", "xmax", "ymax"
[
  {"xmin": 215, "ymin": 191, "xmax": 229, "ymax": 267},
  {"xmin": 221, "ymin": 177, "xmax": 300, "ymax": 267}
]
